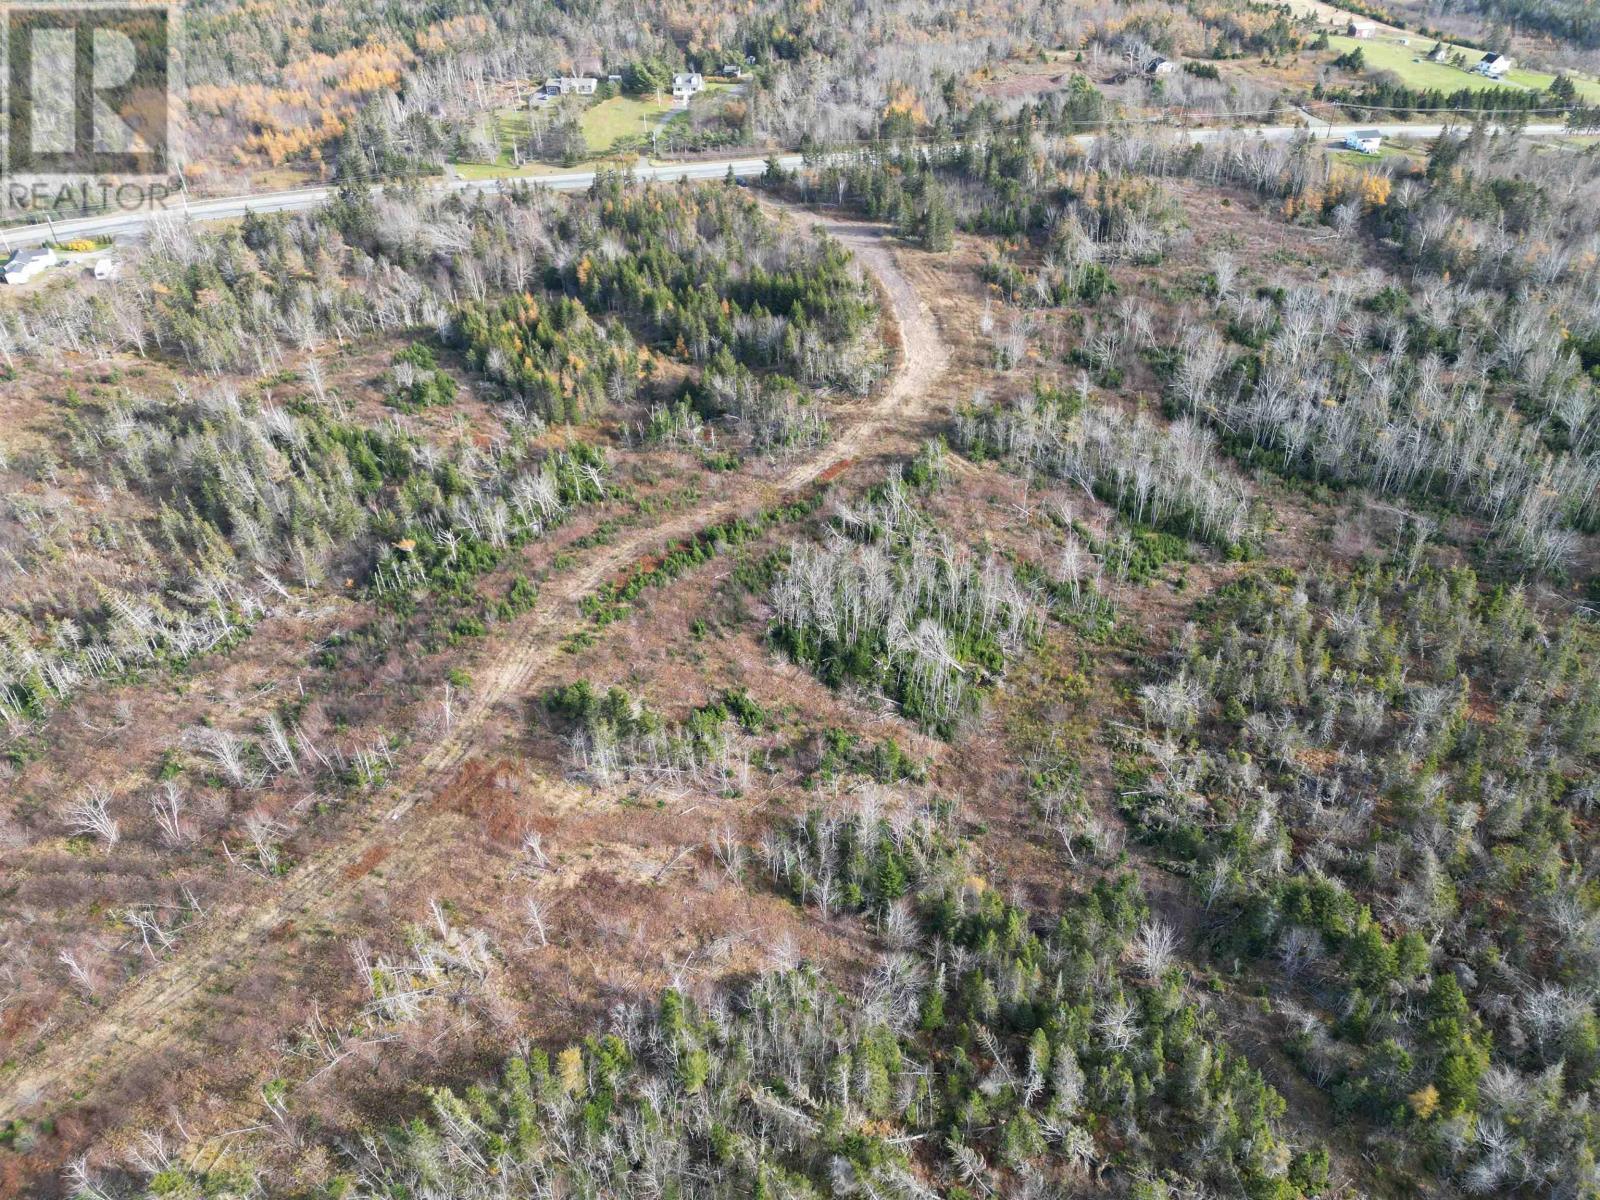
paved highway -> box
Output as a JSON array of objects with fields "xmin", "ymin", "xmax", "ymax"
[{"xmin": 0, "ymin": 121, "xmax": 1571, "ymax": 250}]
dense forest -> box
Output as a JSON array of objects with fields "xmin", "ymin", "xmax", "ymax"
[{"xmin": 1448, "ymin": 0, "xmax": 1600, "ymax": 48}]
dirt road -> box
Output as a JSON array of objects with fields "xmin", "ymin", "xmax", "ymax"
[{"xmin": 0, "ymin": 210, "xmax": 950, "ymax": 1136}]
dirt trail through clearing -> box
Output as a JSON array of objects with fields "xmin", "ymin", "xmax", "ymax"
[{"xmin": 0, "ymin": 210, "xmax": 949, "ymax": 1129}]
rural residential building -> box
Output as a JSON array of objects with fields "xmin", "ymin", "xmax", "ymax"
[
  {"xmin": 1147, "ymin": 57, "xmax": 1178, "ymax": 76},
  {"xmin": 545, "ymin": 76, "xmax": 598, "ymax": 96},
  {"xmin": 1345, "ymin": 129, "xmax": 1383, "ymax": 154},
  {"xmin": 1475, "ymin": 52, "xmax": 1512, "ymax": 77},
  {"xmin": 3, "ymin": 246, "xmax": 56, "ymax": 284},
  {"xmin": 1348, "ymin": 20, "xmax": 1377, "ymax": 38},
  {"xmin": 672, "ymin": 72, "xmax": 704, "ymax": 101}
]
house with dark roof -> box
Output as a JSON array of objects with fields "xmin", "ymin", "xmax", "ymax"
[
  {"xmin": 1475, "ymin": 52, "xmax": 1513, "ymax": 78},
  {"xmin": 3, "ymin": 246, "xmax": 56, "ymax": 284}
]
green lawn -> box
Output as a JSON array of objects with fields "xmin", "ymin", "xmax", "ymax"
[
  {"xmin": 461, "ymin": 108, "xmax": 534, "ymax": 171},
  {"xmin": 1327, "ymin": 143, "xmax": 1425, "ymax": 168},
  {"xmin": 579, "ymin": 82, "xmax": 733, "ymax": 152},
  {"xmin": 451, "ymin": 160, "xmax": 597, "ymax": 181},
  {"xmin": 1327, "ymin": 34, "xmax": 1600, "ymax": 101},
  {"xmin": 1504, "ymin": 65, "xmax": 1600, "ymax": 99},
  {"xmin": 453, "ymin": 83, "xmax": 736, "ymax": 173},
  {"xmin": 579, "ymin": 94, "xmax": 683, "ymax": 152},
  {"xmin": 456, "ymin": 100, "xmax": 654, "ymax": 173}
]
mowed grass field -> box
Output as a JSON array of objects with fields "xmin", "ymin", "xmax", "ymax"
[
  {"xmin": 459, "ymin": 91, "xmax": 704, "ymax": 175},
  {"xmin": 579, "ymin": 94, "xmax": 685, "ymax": 150},
  {"xmin": 1328, "ymin": 141, "xmax": 1427, "ymax": 166},
  {"xmin": 451, "ymin": 160, "xmax": 597, "ymax": 181},
  {"xmin": 1326, "ymin": 34, "xmax": 1600, "ymax": 100}
]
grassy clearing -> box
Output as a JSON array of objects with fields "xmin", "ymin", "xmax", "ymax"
[
  {"xmin": 460, "ymin": 94, "xmax": 694, "ymax": 168},
  {"xmin": 1326, "ymin": 34, "xmax": 1600, "ymax": 100},
  {"xmin": 1327, "ymin": 145, "xmax": 1416, "ymax": 167},
  {"xmin": 1504, "ymin": 64, "xmax": 1600, "ymax": 98},
  {"xmin": 1323, "ymin": 134, "xmax": 1431, "ymax": 164},
  {"xmin": 580, "ymin": 94, "xmax": 684, "ymax": 151},
  {"xmin": 450, "ymin": 108, "xmax": 532, "ymax": 172},
  {"xmin": 454, "ymin": 82, "xmax": 737, "ymax": 173},
  {"xmin": 450, "ymin": 160, "xmax": 600, "ymax": 181},
  {"xmin": 578, "ymin": 83, "xmax": 732, "ymax": 152}
]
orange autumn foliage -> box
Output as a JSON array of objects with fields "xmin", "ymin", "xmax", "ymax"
[
  {"xmin": 883, "ymin": 84, "xmax": 927, "ymax": 125},
  {"xmin": 190, "ymin": 41, "xmax": 413, "ymax": 165}
]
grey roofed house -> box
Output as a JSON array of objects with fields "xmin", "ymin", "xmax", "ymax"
[
  {"xmin": 4, "ymin": 245, "xmax": 57, "ymax": 283},
  {"xmin": 545, "ymin": 76, "xmax": 598, "ymax": 96},
  {"xmin": 672, "ymin": 71, "xmax": 704, "ymax": 99}
]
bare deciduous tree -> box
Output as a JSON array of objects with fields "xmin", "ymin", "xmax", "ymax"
[{"xmin": 63, "ymin": 786, "xmax": 119, "ymax": 849}]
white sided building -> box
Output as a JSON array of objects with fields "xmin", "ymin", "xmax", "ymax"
[
  {"xmin": 672, "ymin": 72, "xmax": 704, "ymax": 102},
  {"xmin": 1475, "ymin": 52, "xmax": 1513, "ymax": 78},
  {"xmin": 3, "ymin": 246, "xmax": 56, "ymax": 285},
  {"xmin": 545, "ymin": 76, "xmax": 598, "ymax": 96}
]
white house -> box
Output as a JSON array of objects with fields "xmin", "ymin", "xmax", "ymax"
[
  {"xmin": 4, "ymin": 246, "xmax": 56, "ymax": 285},
  {"xmin": 544, "ymin": 76, "xmax": 597, "ymax": 96},
  {"xmin": 1147, "ymin": 57, "xmax": 1178, "ymax": 76},
  {"xmin": 671, "ymin": 72, "xmax": 704, "ymax": 101},
  {"xmin": 1345, "ymin": 129, "xmax": 1383, "ymax": 154},
  {"xmin": 1475, "ymin": 52, "xmax": 1512, "ymax": 78},
  {"xmin": 1348, "ymin": 20, "xmax": 1378, "ymax": 38}
]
